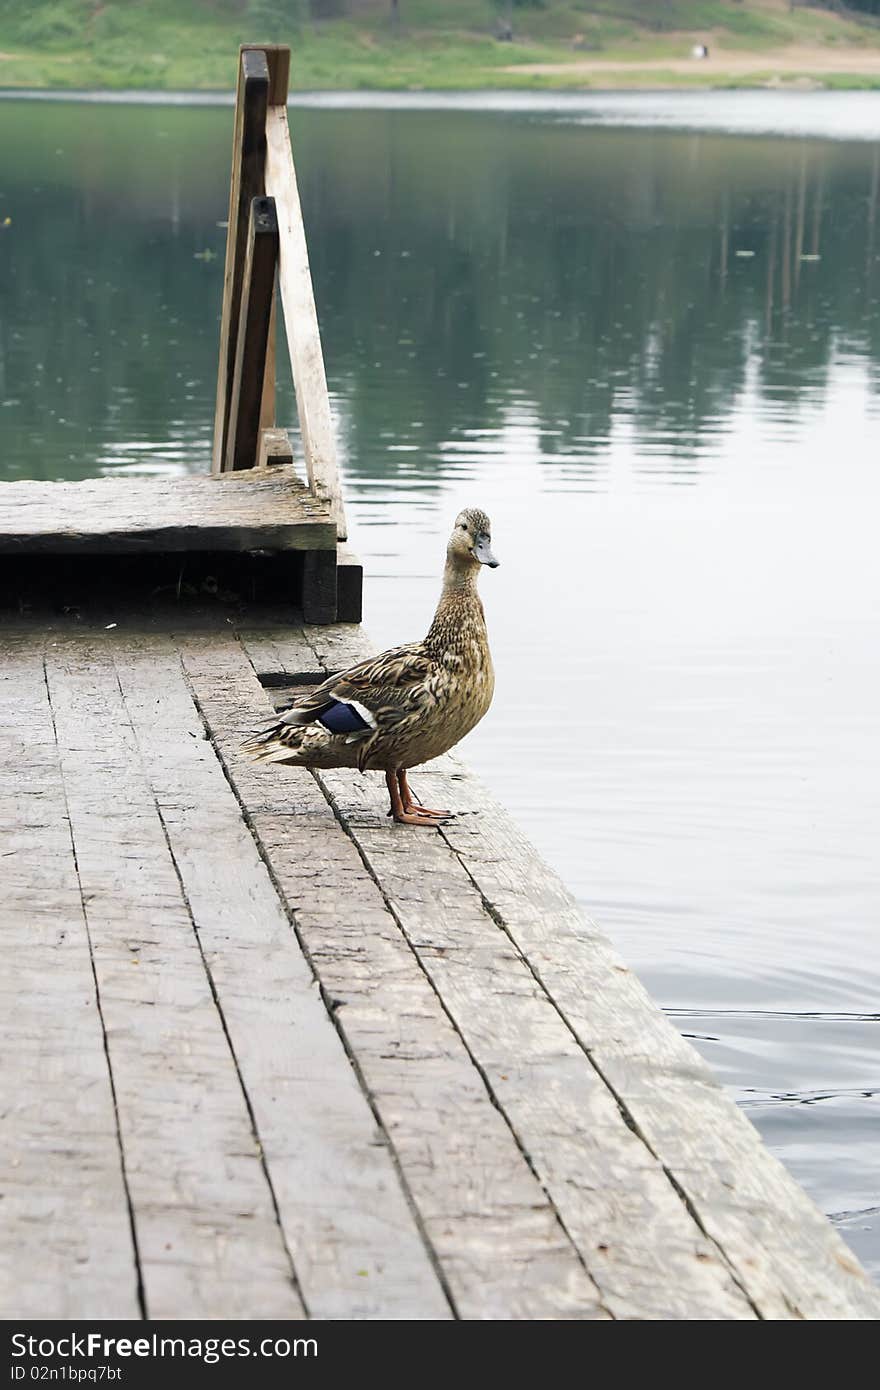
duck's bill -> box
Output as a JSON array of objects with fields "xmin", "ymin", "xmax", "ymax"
[{"xmin": 475, "ymin": 535, "xmax": 499, "ymax": 568}]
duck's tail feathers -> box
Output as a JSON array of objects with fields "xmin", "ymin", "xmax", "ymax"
[
  {"xmin": 242, "ymin": 692, "xmax": 377, "ymax": 765},
  {"xmin": 240, "ymin": 720, "xmax": 306, "ymax": 764}
]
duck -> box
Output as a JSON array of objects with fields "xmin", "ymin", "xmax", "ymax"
[{"xmin": 242, "ymin": 507, "xmax": 499, "ymax": 825}]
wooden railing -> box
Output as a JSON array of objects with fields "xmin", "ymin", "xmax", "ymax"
[{"xmin": 211, "ymin": 44, "xmax": 347, "ymax": 542}]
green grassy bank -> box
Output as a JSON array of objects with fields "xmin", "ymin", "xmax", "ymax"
[{"xmin": 1, "ymin": 0, "xmax": 880, "ymax": 91}]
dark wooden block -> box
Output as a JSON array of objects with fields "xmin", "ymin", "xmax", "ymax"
[
  {"xmin": 336, "ymin": 544, "xmax": 363, "ymax": 624},
  {"xmin": 241, "ymin": 42, "xmax": 291, "ymax": 106},
  {"xmin": 302, "ymin": 549, "xmax": 337, "ymax": 625},
  {"xmin": 212, "ymin": 48, "xmax": 270, "ymax": 473}
]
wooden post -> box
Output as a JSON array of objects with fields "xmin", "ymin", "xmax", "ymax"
[
  {"xmin": 212, "ymin": 48, "xmax": 270, "ymax": 475},
  {"xmin": 242, "ymin": 42, "xmax": 290, "ymax": 108},
  {"xmin": 225, "ymin": 197, "xmax": 279, "ymax": 473},
  {"xmin": 302, "ymin": 549, "xmax": 337, "ymax": 625},
  {"xmin": 336, "ymin": 544, "xmax": 363, "ymax": 624},
  {"xmin": 265, "ymin": 102, "xmax": 348, "ymax": 540},
  {"xmin": 209, "ymin": 42, "xmax": 348, "ymax": 620},
  {"xmin": 244, "ymin": 44, "xmax": 290, "ymax": 440}
]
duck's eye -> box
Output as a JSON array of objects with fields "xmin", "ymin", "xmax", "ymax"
[{"xmin": 460, "ymin": 523, "xmax": 468, "ymax": 531}]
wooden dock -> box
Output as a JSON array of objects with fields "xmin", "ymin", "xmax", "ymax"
[
  {"xmin": 3, "ymin": 603, "xmax": 879, "ymax": 1320},
  {"xmin": 0, "ymin": 44, "xmax": 358, "ymax": 628},
  {"xmin": 2, "ymin": 43, "xmax": 878, "ymax": 1322}
]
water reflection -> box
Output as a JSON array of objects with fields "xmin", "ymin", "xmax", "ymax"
[
  {"xmin": 1, "ymin": 96, "xmax": 878, "ymax": 1278},
  {"xmin": 3, "ymin": 104, "xmax": 880, "ymax": 485}
]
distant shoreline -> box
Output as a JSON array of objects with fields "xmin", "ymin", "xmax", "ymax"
[
  {"xmin": 3, "ymin": 39, "xmax": 880, "ymax": 96},
  {"xmin": 3, "ymin": 73, "xmax": 880, "ymax": 94},
  {"xmin": 3, "ymin": 86, "xmax": 880, "ymax": 143}
]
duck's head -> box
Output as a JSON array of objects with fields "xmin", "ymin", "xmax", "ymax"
[{"xmin": 448, "ymin": 508, "xmax": 499, "ymax": 570}]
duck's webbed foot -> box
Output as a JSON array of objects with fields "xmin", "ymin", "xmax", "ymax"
[
  {"xmin": 398, "ymin": 769, "xmax": 452, "ymax": 820},
  {"xmin": 386, "ymin": 770, "xmax": 452, "ymax": 825}
]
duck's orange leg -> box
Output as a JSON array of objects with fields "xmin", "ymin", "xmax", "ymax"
[
  {"xmin": 397, "ymin": 769, "xmax": 451, "ymax": 820},
  {"xmin": 385, "ymin": 769, "xmax": 443, "ymax": 826}
]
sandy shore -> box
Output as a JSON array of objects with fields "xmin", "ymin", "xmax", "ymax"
[{"xmin": 508, "ymin": 44, "xmax": 880, "ymax": 83}]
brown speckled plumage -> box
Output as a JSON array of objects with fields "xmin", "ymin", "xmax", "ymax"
[{"xmin": 243, "ymin": 509, "xmax": 498, "ymax": 822}]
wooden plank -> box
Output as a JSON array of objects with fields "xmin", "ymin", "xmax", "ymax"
[
  {"xmin": 300, "ymin": 623, "xmax": 880, "ymax": 1320},
  {"xmin": 265, "ymin": 105, "xmax": 347, "ymax": 540},
  {"xmin": 0, "ymin": 467, "xmax": 334, "ymax": 554},
  {"xmin": 302, "ymin": 620, "xmax": 371, "ymax": 673},
  {"xmin": 193, "ymin": 637, "xmax": 609, "ymax": 1319},
  {"xmin": 116, "ymin": 634, "xmax": 449, "ymax": 1320},
  {"xmin": 42, "ymin": 639, "xmax": 304, "ymax": 1321},
  {"xmin": 237, "ymin": 624, "xmax": 323, "ymax": 680},
  {"xmin": 212, "ymin": 49, "xmax": 270, "ymax": 475},
  {"xmin": 0, "ymin": 636, "xmax": 140, "ymax": 1320},
  {"xmin": 224, "ymin": 196, "xmax": 279, "ymax": 473},
  {"xmin": 259, "ymin": 290, "xmax": 277, "ymax": 435}
]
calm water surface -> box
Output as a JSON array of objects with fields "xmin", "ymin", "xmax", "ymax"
[{"xmin": 1, "ymin": 93, "xmax": 878, "ymax": 1275}]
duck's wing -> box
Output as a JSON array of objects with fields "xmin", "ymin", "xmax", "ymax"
[
  {"xmin": 313, "ymin": 642, "xmax": 433, "ymax": 728},
  {"xmin": 243, "ymin": 643, "xmax": 433, "ymax": 751}
]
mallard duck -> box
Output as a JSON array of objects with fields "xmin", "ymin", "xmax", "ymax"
[{"xmin": 243, "ymin": 508, "xmax": 498, "ymax": 825}]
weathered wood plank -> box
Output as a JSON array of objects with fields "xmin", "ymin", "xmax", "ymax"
[
  {"xmin": 265, "ymin": 105, "xmax": 347, "ymax": 540},
  {"xmin": 212, "ymin": 48, "xmax": 270, "ymax": 475},
  {"xmin": 194, "ymin": 638, "xmax": 615, "ymax": 1318},
  {"xmin": 224, "ymin": 196, "xmax": 279, "ymax": 473},
  {"xmin": 311, "ymin": 768, "xmax": 754, "ymax": 1320},
  {"xmin": 0, "ymin": 467, "xmax": 334, "ymax": 555},
  {"xmin": 0, "ymin": 636, "xmax": 140, "ymax": 1320},
  {"xmin": 300, "ymin": 622, "xmax": 880, "ymax": 1321},
  {"xmin": 302, "ymin": 621, "xmax": 370, "ymax": 673},
  {"xmin": 237, "ymin": 624, "xmax": 322, "ymax": 681},
  {"xmin": 42, "ymin": 640, "xmax": 304, "ymax": 1322},
  {"xmin": 116, "ymin": 634, "xmax": 450, "ymax": 1321}
]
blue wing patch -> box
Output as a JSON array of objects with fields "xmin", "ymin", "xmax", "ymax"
[{"xmin": 317, "ymin": 700, "xmax": 373, "ymax": 735}]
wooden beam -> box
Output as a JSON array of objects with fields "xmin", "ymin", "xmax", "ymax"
[
  {"xmin": 259, "ymin": 287, "xmax": 277, "ymax": 434},
  {"xmin": 248, "ymin": 47, "xmax": 284, "ymax": 437},
  {"xmin": 265, "ymin": 105, "xmax": 347, "ymax": 540},
  {"xmin": 336, "ymin": 543, "xmax": 363, "ymax": 623},
  {"xmin": 211, "ymin": 48, "xmax": 270, "ymax": 476},
  {"xmin": 242, "ymin": 42, "xmax": 290, "ymax": 107},
  {"xmin": 224, "ymin": 197, "xmax": 279, "ymax": 473}
]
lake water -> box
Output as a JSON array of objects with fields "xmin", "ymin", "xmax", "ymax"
[{"xmin": 1, "ymin": 91, "xmax": 878, "ymax": 1279}]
